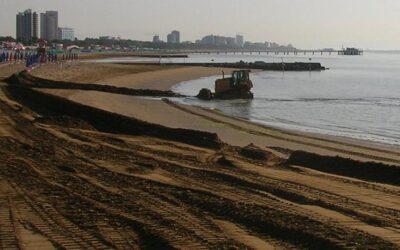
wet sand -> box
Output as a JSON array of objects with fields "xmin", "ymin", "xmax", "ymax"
[
  {"xmin": 33, "ymin": 63, "xmax": 400, "ymax": 165},
  {"xmin": 1, "ymin": 63, "xmax": 400, "ymax": 249}
]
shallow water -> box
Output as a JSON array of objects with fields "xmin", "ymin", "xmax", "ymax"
[
  {"xmin": 169, "ymin": 52, "xmax": 400, "ymax": 147},
  {"xmin": 95, "ymin": 52, "xmax": 400, "ymax": 147}
]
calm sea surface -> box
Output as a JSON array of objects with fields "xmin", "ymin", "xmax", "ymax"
[{"xmin": 99, "ymin": 52, "xmax": 400, "ymax": 147}]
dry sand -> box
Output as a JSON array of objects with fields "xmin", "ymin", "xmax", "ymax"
[
  {"xmin": 32, "ymin": 62, "xmax": 176, "ymax": 84},
  {"xmin": 0, "ymin": 64, "xmax": 25, "ymax": 80},
  {"xmin": 1, "ymin": 62, "xmax": 400, "ymax": 249},
  {"xmin": 32, "ymin": 62, "xmax": 232, "ymax": 90}
]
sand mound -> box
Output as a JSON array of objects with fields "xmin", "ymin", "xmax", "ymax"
[{"xmin": 287, "ymin": 151, "xmax": 400, "ymax": 186}]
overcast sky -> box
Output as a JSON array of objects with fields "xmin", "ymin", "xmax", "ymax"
[{"xmin": 1, "ymin": 0, "xmax": 400, "ymax": 49}]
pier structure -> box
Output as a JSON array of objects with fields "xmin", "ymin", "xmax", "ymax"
[
  {"xmin": 126, "ymin": 61, "xmax": 326, "ymax": 71},
  {"xmin": 164, "ymin": 48, "xmax": 363, "ymax": 56}
]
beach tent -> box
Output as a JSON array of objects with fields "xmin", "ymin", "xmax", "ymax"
[
  {"xmin": 66, "ymin": 45, "xmax": 80, "ymax": 52},
  {"xmin": 14, "ymin": 43, "xmax": 25, "ymax": 51},
  {"xmin": 67, "ymin": 45, "xmax": 79, "ymax": 51},
  {"xmin": 2, "ymin": 41, "xmax": 16, "ymax": 49}
]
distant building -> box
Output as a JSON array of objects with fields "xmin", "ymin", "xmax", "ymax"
[
  {"xmin": 200, "ymin": 35, "xmax": 216, "ymax": 45},
  {"xmin": 167, "ymin": 30, "xmax": 180, "ymax": 44},
  {"xmin": 342, "ymin": 47, "xmax": 363, "ymax": 55},
  {"xmin": 99, "ymin": 36, "xmax": 111, "ymax": 40},
  {"xmin": 98, "ymin": 36, "xmax": 121, "ymax": 41},
  {"xmin": 41, "ymin": 11, "xmax": 58, "ymax": 41},
  {"xmin": 153, "ymin": 35, "xmax": 160, "ymax": 43},
  {"xmin": 172, "ymin": 30, "xmax": 180, "ymax": 43},
  {"xmin": 199, "ymin": 34, "xmax": 238, "ymax": 47},
  {"xmin": 244, "ymin": 41, "xmax": 268, "ymax": 49},
  {"xmin": 215, "ymin": 36, "xmax": 228, "ymax": 46},
  {"xmin": 16, "ymin": 9, "xmax": 39, "ymax": 42},
  {"xmin": 167, "ymin": 33, "xmax": 173, "ymax": 43},
  {"xmin": 226, "ymin": 37, "xmax": 236, "ymax": 46},
  {"xmin": 270, "ymin": 42, "xmax": 279, "ymax": 49},
  {"xmin": 235, "ymin": 35, "xmax": 244, "ymax": 47},
  {"xmin": 57, "ymin": 27, "xmax": 74, "ymax": 41}
]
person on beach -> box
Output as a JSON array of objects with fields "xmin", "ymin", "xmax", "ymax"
[{"xmin": 0, "ymin": 53, "xmax": 5, "ymax": 64}]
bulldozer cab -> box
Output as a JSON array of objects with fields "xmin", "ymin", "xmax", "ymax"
[
  {"xmin": 213, "ymin": 69, "xmax": 253, "ymax": 99},
  {"xmin": 230, "ymin": 70, "xmax": 250, "ymax": 87}
]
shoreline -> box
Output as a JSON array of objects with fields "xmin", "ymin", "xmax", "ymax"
[
  {"xmin": 167, "ymin": 73, "xmax": 400, "ymax": 153},
  {"xmin": 167, "ymin": 72, "xmax": 400, "ymax": 153},
  {"xmin": 196, "ymin": 104, "xmax": 400, "ymax": 152},
  {"xmin": 28, "ymin": 62, "xmax": 400, "ymax": 159},
  {"xmin": 2, "ymin": 62, "xmax": 400, "ymax": 248},
  {"xmin": 170, "ymin": 94, "xmax": 400, "ymax": 154}
]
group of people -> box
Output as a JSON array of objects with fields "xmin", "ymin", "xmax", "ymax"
[
  {"xmin": 0, "ymin": 51, "xmax": 32, "ymax": 63},
  {"xmin": 0, "ymin": 50, "xmax": 79, "ymax": 69},
  {"xmin": 25, "ymin": 52, "xmax": 79, "ymax": 68}
]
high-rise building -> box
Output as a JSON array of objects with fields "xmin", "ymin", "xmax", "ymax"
[
  {"xmin": 167, "ymin": 33, "xmax": 174, "ymax": 43},
  {"xmin": 171, "ymin": 30, "xmax": 180, "ymax": 44},
  {"xmin": 226, "ymin": 37, "xmax": 236, "ymax": 46},
  {"xmin": 16, "ymin": 13, "xmax": 23, "ymax": 40},
  {"xmin": 215, "ymin": 36, "xmax": 227, "ymax": 46},
  {"xmin": 153, "ymin": 35, "xmax": 160, "ymax": 43},
  {"xmin": 41, "ymin": 11, "xmax": 58, "ymax": 41},
  {"xmin": 199, "ymin": 34, "xmax": 242, "ymax": 47},
  {"xmin": 167, "ymin": 30, "xmax": 180, "ymax": 44},
  {"xmin": 32, "ymin": 13, "xmax": 39, "ymax": 40},
  {"xmin": 16, "ymin": 9, "xmax": 38, "ymax": 42},
  {"xmin": 57, "ymin": 27, "xmax": 75, "ymax": 41},
  {"xmin": 200, "ymin": 35, "xmax": 216, "ymax": 45},
  {"xmin": 167, "ymin": 33, "xmax": 173, "ymax": 43},
  {"xmin": 236, "ymin": 35, "xmax": 244, "ymax": 47}
]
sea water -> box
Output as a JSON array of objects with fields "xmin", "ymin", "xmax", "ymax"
[
  {"xmin": 171, "ymin": 52, "xmax": 400, "ymax": 147},
  {"xmin": 97, "ymin": 52, "xmax": 400, "ymax": 147}
]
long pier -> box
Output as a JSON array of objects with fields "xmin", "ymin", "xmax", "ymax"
[
  {"xmin": 119, "ymin": 62, "xmax": 326, "ymax": 71},
  {"xmin": 162, "ymin": 49, "xmax": 363, "ymax": 56}
]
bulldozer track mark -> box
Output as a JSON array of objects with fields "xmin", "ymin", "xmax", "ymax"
[
  {"xmin": 67, "ymin": 129, "xmax": 400, "ymax": 229},
  {"xmin": 10, "ymin": 183, "xmax": 112, "ymax": 250},
  {"xmin": 289, "ymin": 165, "xmax": 400, "ymax": 196},
  {"xmin": 0, "ymin": 83, "xmax": 400, "ymax": 248},
  {"xmin": 0, "ymin": 198, "xmax": 20, "ymax": 250},
  {"xmin": 5, "ymin": 155, "xmax": 237, "ymax": 249}
]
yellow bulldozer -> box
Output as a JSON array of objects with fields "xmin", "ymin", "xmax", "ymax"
[{"xmin": 197, "ymin": 70, "xmax": 254, "ymax": 100}]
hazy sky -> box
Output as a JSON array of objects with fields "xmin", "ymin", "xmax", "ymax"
[{"xmin": 1, "ymin": 0, "xmax": 400, "ymax": 49}]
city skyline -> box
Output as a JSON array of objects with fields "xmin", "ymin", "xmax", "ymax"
[
  {"xmin": 2, "ymin": 0, "xmax": 400, "ymax": 49},
  {"xmin": 40, "ymin": 11, "xmax": 58, "ymax": 41},
  {"xmin": 13, "ymin": 8, "xmax": 75, "ymax": 42},
  {"xmin": 16, "ymin": 9, "xmax": 38, "ymax": 42}
]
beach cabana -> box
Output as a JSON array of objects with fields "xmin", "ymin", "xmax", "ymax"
[
  {"xmin": 14, "ymin": 43, "xmax": 25, "ymax": 51},
  {"xmin": 66, "ymin": 45, "xmax": 80, "ymax": 51}
]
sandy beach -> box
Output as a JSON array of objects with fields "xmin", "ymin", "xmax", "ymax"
[
  {"xmin": 32, "ymin": 62, "xmax": 232, "ymax": 90},
  {"xmin": 1, "ymin": 62, "xmax": 400, "ymax": 249},
  {"xmin": 33, "ymin": 63, "xmax": 400, "ymax": 164}
]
